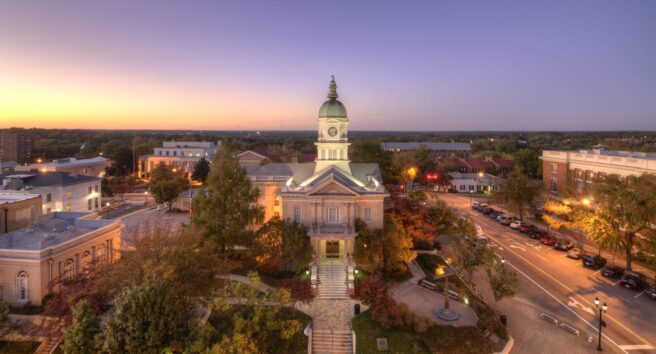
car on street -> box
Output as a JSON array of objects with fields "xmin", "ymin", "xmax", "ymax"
[
  {"xmin": 582, "ymin": 255, "xmax": 607, "ymax": 269},
  {"xmin": 566, "ymin": 248, "xmax": 584, "ymax": 259},
  {"xmin": 487, "ymin": 210, "xmax": 501, "ymax": 218},
  {"xmin": 600, "ymin": 265, "xmax": 625, "ymax": 279},
  {"xmin": 498, "ymin": 215, "xmax": 519, "ymax": 225},
  {"xmin": 619, "ymin": 271, "xmax": 647, "ymax": 290},
  {"xmin": 554, "ymin": 238, "xmax": 574, "ymax": 251},
  {"xmin": 646, "ymin": 286, "xmax": 656, "ymax": 300},
  {"xmin": 519, "ymin": 224, "xmax": 537, "ymax": 234},
  {"xmin": 540, "ymin": 234, "xmax": 557, "ymax": 246},
  {"xmin": 472, "ymin": 201, "xmax": 481, "ymax": 210},
  {"xmin": 528, "ymin": 230, "xmax": 546, "ymax": 239},
  {"xmin": 509, "ymin": 221, "xmax": 524, "ymax": 230}
]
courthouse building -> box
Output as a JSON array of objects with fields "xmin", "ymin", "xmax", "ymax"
[{"xmin": 245, "ymin": 77, "xmax": 388, "ymax": 262}]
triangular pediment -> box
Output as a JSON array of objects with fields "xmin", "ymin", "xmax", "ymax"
[{"xmin": 305, "ymin": 175, "xmax": 359, "ymax": 196}]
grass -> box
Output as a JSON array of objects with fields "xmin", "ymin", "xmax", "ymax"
[
  {"xmin": 352, "ymin": 311, "xmax": 493, "ymax": 354},
  {"xmin": 0, "ymin": 341, "xmax": 41, "ymax": 354},
  {"xmin": 209, "ymin": 305, "xmax": 310, "ymax": 354}
]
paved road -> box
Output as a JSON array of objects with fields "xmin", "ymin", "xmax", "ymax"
[{"xmin": 435, "ymin": 193, "xmax": 656, "ymax": 354}]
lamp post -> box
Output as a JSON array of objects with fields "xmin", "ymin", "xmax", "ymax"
[
  {"xmin": 105, "ymin": 202, "xmax": 111, "ymax": 219},
  {"xmin": 354, "ymin": 269, "xmax": 359, "ymax": 294},
  {"xmin": 469, "ymin": 190, "xmax": 474, "ymax": 207},
  {"xmin": 435, "ymin": 259, "xmax": 459, "ymax": 321},
  {"xmin": 594, "ymin": 296, "xmax": 608, "ymax": 351},
  {"xmin": 144, "ymin": 190, "xmax": 148, "ymax": 205}
]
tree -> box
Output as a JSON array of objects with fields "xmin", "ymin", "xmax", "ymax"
[
  {"xmin": 353, "ymin": 219, "xmax": 385, "ymax": 273},
  {"xmin": 353, "ymin": 215, "xmax": 415, "ymax": 274},
  {"xmin": 454, "ymin": 240, "xmax": 494, "ymax": 283},
  {"xmin": 542, "ymin": 199, "xmax": 574, "ymax": 231},
  {"xmin": 108, "ymin": 176, "xmax": 135, "ymax": 200},
  {"xmin": 426, "ymin": 199, "xmax": 458, "ymax": 236},
  {"xmin": 0, "ymin": 299, "xmax": 9, "ymax": 323},
  {"xmin": 573, "ymin": 208, "xmax": 619, "ymax": 256},
  {"xmin": 192, "ymin": 157, "xmax": 210, "ymax": 183},
  {"xmin": 514, "ymin": 148, "xmax": 541, "ymax": 178},
  {"xmin": 253, "ymin": 218, "xmax": 312, "ymax": 273},
  {"xmin": 453, "ymin": 216, "xmax": 477, "ymax": 237},
  {"xmin": 487, "ymin": 261, "xmax": 518, "ymax": 302},
  {"xmin": 435, "ymin": 172, "xmax": 453, "ymax": 193},
  {"xmin": 151, "ymin": 161, "xmax": 175, "ymax": 181},
  {"xmin": 589, "ymin": 174, "xmax": 656, "ymax": 271},
  {"xmin": 492, "ymin": 168, "xmax": 542, "ymax": 221},
  {"xmin": 359, "ymin": 272, "xmax": 402, "ymax": 328},
  {"xmin": 63, "ymin": 300, "xmax": 101, "ymax": 354},
  {"xmin": 350, "ymin": 139, "xmax": 394, "ymax": 183},
  {"xmin": 149, "ymin": 176, "xmax": 188, "ymax": 211},
  {"xmin": 192, "ymin": 147, "xmax": 263, "ymax": 256},
  {"xmin": 408, "ymin": 190, "xmax": 427, "ymax": 204},
  {"xmin": 104, "ymin": 276, "xmax": 184, "ymax": 353}
]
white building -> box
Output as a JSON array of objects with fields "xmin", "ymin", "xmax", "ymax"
[
  {"xmin": 16, "ymin": 157, "xmax": 110, "ymax": 177},
  {"xmin": 447, "ymin": 172, "xmax": 502, "ymax": 193},
  {"xmin": 1, "ymin": 172, "xmax": 102, "ymax": 214},
  {"xmin": 139, "ymin": 141, "xmax": 220, "ymax": 180}
]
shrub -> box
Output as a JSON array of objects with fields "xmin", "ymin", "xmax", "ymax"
[
  {"xmin": 278, "ymin": 277, "xmax": 314, "ymax": 304},
  {"xmin": 413, "ymin": 316, "xmax": 432, "ymax": 334},
  {"xmin": 0, "ymin": 300, "xmax": 9, "ymax": 323},
  {"xmin": 359, "ymin": 272, "xmax": 402, "ymax": 328}
]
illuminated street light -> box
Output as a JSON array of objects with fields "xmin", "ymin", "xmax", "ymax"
[
  {"xmin": 582, "ymin": 197, "xmax": 591, "ymax": 206},
  {"xmin": 36, "ymin": 158, "xmax": 43, "ymax": 163},
  {"xmin": 595, "ymin": 296, "xmax": 608, "ymax": 351}
]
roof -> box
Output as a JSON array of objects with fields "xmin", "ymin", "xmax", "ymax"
[
  {"xmin": 0, "ymin": 161, "xmax": 18, "ymax": 168},
  {"xmin": 490, "ymin": 157, "xmax": 513, "ymax": 168},
  {"xmin": 0, "ymin": 192, "xmax": 41, "ymax": 205},
  {"xmin": 42, "ymin": 157, "xmax": 109, "ymax": 168},
  {"xmin": 0, "ymin": 212, "xmax": 116, "ymax": 251},
  {"xmin": 319, "ymin": 76, "xmax": 348, "ymax": 119},
  {"xmin": 1, "ymin": 171, "xmax": 100, "ymax": 188},
  {"xmin": 381, "ymin": 142, "xmax": 471, "ymax": 151}
]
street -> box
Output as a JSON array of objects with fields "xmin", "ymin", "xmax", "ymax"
[{"xmin": 435, "ymin": 193, "xmax": 656, "ymax": 354}]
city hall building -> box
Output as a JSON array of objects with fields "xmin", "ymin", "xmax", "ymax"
[{"xmin": 245, "ymin": 77, "xmax": 388, "ymax": 262}]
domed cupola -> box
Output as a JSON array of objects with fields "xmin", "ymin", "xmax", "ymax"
[{"xmin": 318, "ymin": 76, "xmax": 347, "ymax": 119}]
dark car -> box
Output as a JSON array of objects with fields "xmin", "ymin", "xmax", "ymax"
[
  {"xmin": 488, "ymin": 210, "xmax": 502, "ymax": 218},
  {"xmin": 582, "ymin": 255, "xmax": 607, "ymax": 269},
  {"xmin": 554, "ymin": 238, "xmax": 574, "ymax": 251},
  {"xmin": 432, "ymin": 241, "xmax": 442, "ymax": 250},
  {"xmin": 646, "ymin": 286, "xmax": 656, "ymax": 300},
  {"xmin": 600, "ymin": 265, "xmax": 624, "ymax": 279},
  {"xmin": 619, "ymin": 271, "xmax": 647, "ymax": 290},
  {"xmin": 541, "ymin": 235, "xmax": 557, "ymax": 246},
  {"xmin": 519, "ymin": 224, "xmax": 537, "ymax": 234},
  {"xmin": 528, "ymin": 230, "xmax": 546, "ymax": 239}
]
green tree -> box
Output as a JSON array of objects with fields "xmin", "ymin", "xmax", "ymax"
[
  {"xmin": 454, "ymin": 240, "xmax": 494, "ymax": 283},
  {"xmin": 192, "ymin": 157, "xmax": 210, "ymax": 183},
  {"xmin": 192, "ymin": 147, "xmax": 263, "ymax": 256},
  {"xmin": 253, "ymin": 218, "xmax": 312, "ymax": 273},
  {"xmin": 104, "ymin": 276, "xmax": 184, "ymax": 353},
  {"xmin": 149, "ymin": 176, "xmax": 188, "ymax": 211},
  {"xmin": 354, "ymin": 219, "xmax": 385, "ymax": 273},
  {"xmin": 0, "ymin": 299, "xmax": 9, "ymax": 323},
  {"xmin": 63, "ymin": 300, "xmax": 101, "ymax": 354},
  {"xmin": 408, "ymin": 190, "xmax": 427, "ymax": 204},
  {"xmin": 590, "ymin": 174, "xmax": 656, "ymax": 271},
  {"xmin": 514, "ymin": 148, "xmax": 541, "ymax": 178},
  {"xmin": 492, "ymin": 168, "xmax": 542, "ymax": 221},
  {"xmin": 487, "ymin": 260, "xmax": 518, "ymax": 302},
  {"xmin": 150, "ymin": 161, "xmax": 174, "ymax": 181}
]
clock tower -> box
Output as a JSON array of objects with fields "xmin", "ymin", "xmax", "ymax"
[{"xmin": 315, "ymin": 76, "xmax": 351, "ymax": 174}]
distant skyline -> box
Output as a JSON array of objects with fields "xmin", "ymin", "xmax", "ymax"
[{"xmin": 1, "ymin": 1, "xmax": 655, "ymax": 131}]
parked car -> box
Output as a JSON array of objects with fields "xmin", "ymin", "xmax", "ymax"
[
  {"xmin": 472, "ymin": 201, "xmax": 481, "ymax": 210},
  {"xmin": 619, "ymin": 271, "xmax": 647, "ymax": 290},
  {"xmin": 497, "ymin": 215, "xmax": 519, "ymax": 225},
  {"xmin": 487, "ymin": 210, "xmax": 501, "ymax": 218},
  {"xmin": 509, "ymin": 221, "xmax": 524, "ymax": 230},
  {"xmin": 600, "ymin": 265, "xmax": 624, "ymax": 279},
  {"xmin": 554, "ymin": 238, "xmax": 574, "ymax": 251},
  {"xmin": 481, "ymin": 207, "xmax": 493, "ymax": 215},
  {"xmin": 582, "ymin": 255, "xmax": 607, "ymax": 269},
  {"xmin": 528, "ymin": 230, "xmax": 546, "ymax": 239},
  {"xmin": 646, "ymin": 286, "xmax": 656, "ymax": 300},
  {"xmin": 566, "ymin": 248, "xmax": 584, "ymax": 259},
  {"xmin": 519, "ymin": 224, "xmax": 537, "ymax": 234},
  {"xmin": 541, "ymin": 234, "xmax": 557, "ymax": 246}
]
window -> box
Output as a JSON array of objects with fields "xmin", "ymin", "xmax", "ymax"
[
  {"xmin": 81, "ymin": 251, "xmax": 91, "ymax": 271},
  {"xmin": 173, "ymin": 151, "xmax": 177, "ymax": 156},
  {"xmin": 460, "ymin": 185, "xmax": 466, "ymax": 191},
  {"xmin": 95, "ymin": 197, "xmax": 99, "ymax": 209},
  {"xmin": 166, "ymin": 151, "xmax": 170, "ymax": 156},
  {"xmin": 364, "ymin": 208, "xmax": 372, "ymax": 222},
  {"xmin": 46, "ymin": 193, "xmax": 52, "ymax": 202},
  {"xmin": 97, "ymin": 244, "xmax": 107, "ymax": 264},
  {"xmin": 293, "ymin": 207, "xmax": 301, "ymax": 222},
  {"xmin": 273, "ymin": 211, "xmax": 280, "ymax": 218},
  {"xmin": 274, "ymin": 197, "xmax": 280, "ymax": 207},
  {"xmin": 63, "ymin": 259, "xmax": 75, "ymax": 280},
  {"xmin": 16, "ymin": 272, "xmax": 29, "ymax": 301},
  {"xmin": 469, "ymin": 185, "xmax": 475, "ymax": 191},
  {"xmin": 327, "ymin": 207, "xmax": 339, "ymax": 223},
  {"xmin": 88, "ymin": 186, "xmax": 92, "ymax": 195},
  {"xmin": 66, "ymin": 204, "xmax": 72, "ymax": 211},
  {"xmin": 551, "ymin": 163, "xmax": 558, "ymax": 172},
  {"xmin": 550, "ymin": 177, "xmax": 558, "ymax": 192},
  {"xmin": 66, "ymin": 191, "xmax": 72, "ymax": 199},
  {"xmin": 88, "ymin": 199, "xmax": 92, "ymax": 210},
  {"xmin": 95, "ymin": 185, "xmax": 99, "ymax": 193}
]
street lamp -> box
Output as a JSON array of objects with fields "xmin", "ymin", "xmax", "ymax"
[
  {"xmin": 354, "ymin": 269, "xmax": 359, "ymax": 294},
  {"xmin": 594, "ymin": 296, "xmax": 608, "ymax": 351},
  {"xmin": 582, "ymin": 197, "xmax": 591, "ymax": 206},
  {"xmin": 469, "ymin": 190, "xmax": 475, "ymax": 207},
  {"xmin": 500, "ymin": 256, "xmax": 506, "ymax": 266},
  {"xmin": 105, "ymin": 202, "xmax": 111, "ymax": 219},
  {"xmin": 144, "ymin": 190, "xmax": 149, "ymax": 205}
]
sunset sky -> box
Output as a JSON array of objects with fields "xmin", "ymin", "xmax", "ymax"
[{"xmin": 1, "ymin": 1, "xmax": 655, "ymax": 131}]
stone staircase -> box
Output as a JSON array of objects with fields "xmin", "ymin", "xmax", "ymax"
[
  {"xmin": 316, "ymin": 261, "xmax": 349, "ymax": 299},
  {"xmin": 35, "ymin": 334, "xmax": 62, "ymax": 354},
  {"xmin": 312, "ymin": 329, "xmax": 353, "ymax": 354}
]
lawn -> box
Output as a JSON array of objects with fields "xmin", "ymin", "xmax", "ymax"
[
  {"xmin": 352, "ymin": 311, "xmax": 493, "ymax": 354},
  {"xmin": 0, "ymin": 341, "xmax": 41, "ymax": 354}
]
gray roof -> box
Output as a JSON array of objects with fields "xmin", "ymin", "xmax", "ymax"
[
  {"xmin": 0, "ymin": 161, "xmax": 18, "ymax": 168},
  {"xmin": 381, "ymin": 142, "xmax": 471, "ymax": 151},
  {"xmin": 0, "ymin": 212, "xmax": 115, "ymax": 251},
  {"xmin": 1, "ymin": 171, "xmax": 100, "ymax": 187}
]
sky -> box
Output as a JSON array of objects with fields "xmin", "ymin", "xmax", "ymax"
[{"xmin": 0, "ymin": 0, "xmax": 655, "ymax": 131}]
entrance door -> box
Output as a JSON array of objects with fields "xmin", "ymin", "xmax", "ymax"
[{"xmin": 325, "ymin": 241, "xmax": 340, "ymax": 258}]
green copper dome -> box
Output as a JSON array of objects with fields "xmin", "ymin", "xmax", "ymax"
[{"xmin": 319, "ymin": 76, "xmax": 347, "ymax": 118}]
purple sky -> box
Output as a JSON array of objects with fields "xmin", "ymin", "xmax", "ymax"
[{"xmin": 1, "ymin": 1, "xmax": 655, "ymax": 131}]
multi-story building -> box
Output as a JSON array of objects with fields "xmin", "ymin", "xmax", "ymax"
[
  {"xmin": 16, "ymin": 157, "xmax": 110, "ymax": 177},
  {"xmin": 138, "ymin": 141, "xmax": 220, "ymax": 180},
  {"xmin": 0, "ymin": 161, "xmax": 18, "ymax": 174},
  {"xmin": 0, "ymin": 192, "xmax": 42, "ymax": 234},
  {"xmin": 0, "ymin": 212, "xmax": 121, "ymax": 306},
  {"xmin": 0, "ymin": 132, "xmax": 34, "ymax": 164},
  {"xmin": 381, "ymin": 141, "xmax": 471, "ymax": 157},
  {"xmin": 541, "ymin": 148, "xmax": 656, "ymax": 196},
  {"xmin": 1, "ymin": 172, "xmax": 102, "ymax": 214},
  {"xmin": 245, "ymin": 77, "xmax": 388, "ymax": 261}
]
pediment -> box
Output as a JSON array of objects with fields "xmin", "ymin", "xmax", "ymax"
[{"xmin": 305, "ymin": 176, "xmax": 359, "ymax": 196}]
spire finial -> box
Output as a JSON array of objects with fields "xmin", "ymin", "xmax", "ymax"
[{"xmin": 327, "ymin": 75, "xmax": 338, "ymax": 99}]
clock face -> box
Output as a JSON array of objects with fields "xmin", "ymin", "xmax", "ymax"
[{"xmin": 328, "ymin": 127, "xmax": 338, "ymax": 137}]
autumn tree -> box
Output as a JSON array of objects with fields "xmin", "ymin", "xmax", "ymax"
[
  {"xmin": 192, "ymin": 157, "xmax": 210, "ymax": 183},
  {"xmin": 63, "ymin": 300, "xmax": 101, "ymax": 354},
  {"xmin": 354, "ymin": 215, "xmax": 415, "ymax": 274},
  {"xmin": 359, "ymin": 272, "xmax": 402, "ymax": 328},
  {"xmin": 492, "ymin": 168, "xmax": 542, "ymax": 220},
  {"xmin": 253, "ymin": 218, "xmax": 312, "ymax": 273},
  {"xmin": 573, "ymin": 208, "xmax": 618, "ymax": 256},
  {"xmin": 192, "ymin": 147, "xmax": 263, "ymax": 256}
]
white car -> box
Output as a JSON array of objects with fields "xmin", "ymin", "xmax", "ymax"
[{"xmin": 509, "ymin": 221, "xmax": 524, "ymax": 229}]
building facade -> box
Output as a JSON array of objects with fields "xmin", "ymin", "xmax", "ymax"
[
  {"xmin": 0, "ymin": 132, "xmax": 34, "ymax": 164},
  {"xmin": 541, "ymin": 148, "xmax": 656, "ymax": 196},
  {"xmin": 16, "ymin": 157, "xmax": 110, "ymax": 177},
  {"xmin": 0, "ymin": 193, "xmax": 42, "ymax": 234},
  {"xmin": 0, "ymin": 212, "xmax": 121, "ymax": 306},
  {"xmin": 446, "ymin": 172, "xmax": 502, "ymax": 193},
  {"xmin": 1, "ymin": 172, "xmax": 102, "ymax": 214},
  {"xmin": 245, "ymin": 77, "xmax": 388, "ymax": 262},
  {"xmin": 138, "ymin": 141, "xmax": 220, "ymax": 180}
]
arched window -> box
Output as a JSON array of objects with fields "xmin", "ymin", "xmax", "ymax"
[
  {"xmin": 81, "ymin": 251, "xmax": 92, "ymax": 271},
  {"xmin": 97, "ymin": 244, "xmax": 107, "ymax": 264},
  {"xmin": 63, "ymin": 259, "xmax": 75, "ymax": 280},
  {"xmin": 16, "ymin": 272, "xmax": 29, "ymax": 301}
]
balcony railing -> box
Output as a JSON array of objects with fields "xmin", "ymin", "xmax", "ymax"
[{"xmin": 308, "ymin": 222, "xmax": 356, "ymax": 236}]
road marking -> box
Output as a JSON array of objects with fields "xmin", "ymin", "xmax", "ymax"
[
  {"xmin": 509, "ymin": 244, "xmax": 526, "ymax": 251},
  {"xmin": 567, "ymin": 297, "xmax": 594, "ymax": 315},
  {"xmin": 634, "ymin": 290, "xmax": 647, "ymax": 299},
  {"xmin": 618, "ymin": 344, "xmax": 655, "ymax": 351},
  {"xmin": 613, "ymin": 280, "xmax": 622, "ymax": 286},
  {"xmin": 592, "ymin": 270, "xmax": 601, "ymax": 276}
]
